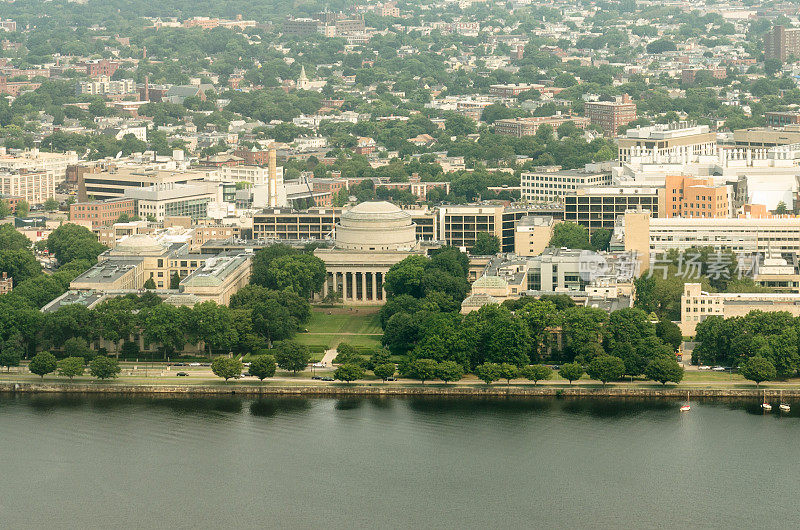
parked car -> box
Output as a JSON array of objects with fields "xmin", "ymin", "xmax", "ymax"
[
  {"xmin": 176, "ymin": 372, "xmax": 189, "ymax": 377},
  {"xmin": 189, "ymin": 362, "xmax": 201, "ymax": 367},
  {"xmin": 712, "ymin": 366, "xmax": 727, "ymax": 371},
  {"xmin": 321, "ymin": 377, "xmax": 334, "ymax": 381},
  {"xmin": 312, "ymin": 376, "xmax": 322, "ymax": 380},
  {"xmin": 698, "ymin": 365, "xmax": 711, "ymax": 370}
]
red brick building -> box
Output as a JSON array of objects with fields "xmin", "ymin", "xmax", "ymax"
[
  {"xmin": 70, "ymin": 198, "xmax": 136, "ymax": 228},
  {"xmin": 585, "ymin": 95, "xmax": 637, "ymax": 137},
  {"xmin": 78, "ymin": 59, "xmax": 121, "ymax": 78}
]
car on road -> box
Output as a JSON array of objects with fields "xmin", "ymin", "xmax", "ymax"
[
  {"xmin": 176, "ymin": 372, "xmax": 189, "ymax": 377},
  {"xmin": 189, "ymin": 362, "xmax": 201, "ymax": 367},
  {"xmin": 698, "ymin": 365, "xmax": 711, "ymax": 370},
  {"xmin": 712, "ymin": 366, "xmax": 727, "ymax": 371},
  {"xmin": 321, "ymin": 377, "xmax": 334, "ymax": 381},
  {"xmin": 312, "ymin": 376, "xmax": 322, "ymax": 380}
]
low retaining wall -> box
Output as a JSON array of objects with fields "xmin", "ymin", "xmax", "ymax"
[{"xmin": 0, "ymin": 382, "xmax": 793, "ymax": 398}]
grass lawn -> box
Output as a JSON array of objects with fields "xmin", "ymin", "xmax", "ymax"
[{"xmin": 294, "ymin": 308, "xmax": 383, "ymax": 350}]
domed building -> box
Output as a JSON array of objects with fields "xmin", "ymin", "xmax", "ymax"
[
  {"xmin": 335, "ymin": 201, "xmax": 418, "ymax": 251},
  {"xmin": 315, "ymin": 201, "xmax": 424, "ymax": 304}
]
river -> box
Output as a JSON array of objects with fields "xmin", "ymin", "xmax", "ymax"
[{"xmin": 1, "ymin": 394, "xmax": 797, "ymax": 529}]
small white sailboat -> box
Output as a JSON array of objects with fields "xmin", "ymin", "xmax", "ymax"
[
  {"xmin": 780, "ymin": 390, "xmax": 790, "ymax": 413},
  {"xmin": 680, "ymin": 391, "xmax": 691, "ymax": 412},
  {"xmin": 762, "ymin": 390, "xmax": 772, "ymax": 412}
]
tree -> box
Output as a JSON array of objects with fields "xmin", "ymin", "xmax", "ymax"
[
  {"xmin": 275, "ymin": 340, "xmax": 311, "ymax": 374},
  {"xmin": 248, "ymin": 355, "xmax": 277, "ymax": 381},
  {"xmin": 646, "ymin": 39, "xmax": 677, "ymax": 54},
  {"xmin": 29, "ymin": 351, "xmax": 57, "ymax": 379},
  {"xmin": 143, "ymin": 277, "xmax": 157, "ymax": 290},
  {"xmin": 498, "ymin": 362, "xmax": 519, "ymax": 385},
  {"xmin": 334, "ymin": 342, "xmax": 362, "ymax": 365},
  {"xmin": 211, "ymin": 357, "xmax": 244, "ymax": 382},
  {"xmin": 435, "ymin": 360, "xmax": 464, "ymax": 384},
  {"xmin": 170, "ymin": 272, "xmax": 181, "ymax": 289},
  {"xmin": 0, "ymin": 199, "xmax": 10, "ymax": 219},
  {"xmin": 475, "ymin": 362, "xmax": 501, "ymax": 385},
  {"xmin": 63, "ymin": 337, "xmax": 91, "ymax": 361},
  {"xmin": 0, "ymin": 340, "xmax": 22, "ymax": 372},
  {"xmin": 520, "ymin": 364, "xmax": 552, "ymax": 385},
  {"xmin": 471, "ymin": 232, "xmax": 500, "ymax": 255},
  {"xmin": 0, "ymin": 248, "xmax": 42, "ymax": 285},
  {"xmin": 57, "ymin": 357, "xmax": 85, "ymax": 380},
  {"xmin": 373, "ymin": 362, "xmax": 396, "ymax": 382},
  {"xmin": 656, "ymin": 320, "xmax": 683, "ymax": 351},
  {"xmin": 334, "ymin": 362, "xmax": 365, "ymax": 383},
  {"xmin": 549, "ymin": 222, "xmax": 591, "ymax": 250},
  {"xmin": 590, "ymin": 229, "xmax": 612, "ymax": 251},
  {"xmin": 47, "ymin": 224, "xmax": 106, "ymax": 265},
  {"xmin": 43, "ymin": 197, "xmax": 60, "ymax": 212},
  {"xmin": 409, "ymin": 358, "xmax": 438, "ymax": 384},
  {"xmin": 765, "ymin": 58, "xmax": 782, "ymax": 77},
  {"xmin": 89, "ymin": 355, "xmax": 121, "ymax": 380},
  {"xmin": 644, "ymin": 356, "xmax": 684, "ymax": 385},
  {"xmin": 16, "ymin": 200, "xmax": 29, "ymax": 218},
  {"xmin": 739, "ymin": 356, "xmax": 776, "ymax": 387},
  {"xmin": 587, "ymin": 356, "xmax": 625, "ymax": 385},
  {"xmin": 559, "ymin": 363, "xmax": 584, "ymax": 384}
]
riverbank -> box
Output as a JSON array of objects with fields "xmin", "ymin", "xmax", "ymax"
[{"xmin": 1, "ymin": 380, "xmax": 797, "ymax": 398}]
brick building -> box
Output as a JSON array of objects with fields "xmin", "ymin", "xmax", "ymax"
[
  {"xmin": 70, "ymin": 198, "xmax": 137, "ymax": 228},
  {"xmin": 584, "ymin": 95, "xmax": 637, "ymax": 137}
]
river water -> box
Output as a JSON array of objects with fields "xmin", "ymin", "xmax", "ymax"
[{"xmin": 1, "ymin": 394, "xmax": 797, "ymax": 529}]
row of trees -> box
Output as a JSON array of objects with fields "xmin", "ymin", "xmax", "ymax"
[{"xmin": 25, "ymin": 352, "xmax": 120, "ymax": 380}]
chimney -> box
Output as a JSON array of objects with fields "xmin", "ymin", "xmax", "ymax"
[
  {"xmin": 143, "ymin": 75, "xmax": 149, "ymax": 101},
  {"xmin": 268, "ymin": 148, "xmax": 277, "ymax": 208}
]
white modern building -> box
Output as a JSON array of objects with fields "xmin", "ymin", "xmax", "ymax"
[
  {"xmin": 521, "ymin": 166, "xmax": 612, "ymax": 202},
  {"xmin": 125, "ymin": 182, "xmax": 221, "ymax": 221}
]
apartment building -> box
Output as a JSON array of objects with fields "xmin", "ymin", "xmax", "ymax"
[
  {"xmin": 764, "ymin": 25, "xmax": 800, "ymax": 62},
  {"xmin": 765, "ymin": 111, "xmax": 800, "ymax": 127},
  {"xmin": 70, "ymin": 198, "xmax": 136, "ymax": 228},
  {"xmin": 521, "ymin": 166, "xmax": 612, "ymax": 202},
  {"xmin": 585, "ymin": 95, "xmax": 636, "ymax": 136},
  {"xmin": 0, "ymin": 169, "xmax": 55, "ymax": 204},
  {"xmin": 617, "ymin": 122, "xmax": 717, "ymax": 163},
  {"xmin": 77, "ymin": 76, "xmax": 136, "ymax": 96}
]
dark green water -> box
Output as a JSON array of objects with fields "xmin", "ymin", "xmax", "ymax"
[{"xmin": 1, "ymin": 394, "xmax": 798, "ymax": 529}]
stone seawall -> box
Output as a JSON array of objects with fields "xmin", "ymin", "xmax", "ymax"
[{"xmin": 0, "ymin": 381, "xmax": 795, "ymax": 399}]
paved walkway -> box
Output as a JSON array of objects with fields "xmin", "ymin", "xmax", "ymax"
[{"xmin": 319, "ymin": 348, "xmax": 338, "ymax": 367}]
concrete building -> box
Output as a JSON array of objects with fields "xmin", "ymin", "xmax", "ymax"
[
  {"xmin": 521, "ymin": 166, "xmax": 612, "ymax": 202},
  {"xmin": 0, "ymin": 148, "xmax": 77, "ymax": 185},
  {"xmin": 314, "ymin": 201, "xmax": 424, "ymax": 304},
  {"xmin": 462, "ymin": 249, "xmax": 636, "ymax": 313},
  {"xmin": 564, "ymin": 186, "xmax": 660, "ymax": 231},
  {"xmin": 78, "ymin": 166, "xmax": 207, "ymax": 201},
  {"xmin": 681, "ymin": 282, "xmax": 800, "ymax": 335},
  {"xmin": 125, "ymin": 182, "xmax": 220, "ymax": 222},
  {"xmin": 618, "ymin": 123, "xmax": 717, "ymax": 164},
  {"xmin": 77, "ymin": 77, "xmax": 136, "ymax": 96},
  {"xmin": 585, "ymin": 95, "xmax": 636, "ymax": 136},
  {"xmin": 0, "ymin": 169, "xmax": 54, "ymax": 205},
  {"xmin": 70, "ymin": 198, "xmax": 136, "ymax": 228},
  {"xmin": 731, "ymin": 126, "xmax": 800, "ymax": 148},
  {"xmin": 765, "ymin": 111, "xmax": 800, "ymax": 127},
  {"xmin": 514, "ymin": 216, "xmax": 555, "ymax": 257},
  {"xmin": 618, "ymin": 210, "xmax": 800, "ymax": 258}
]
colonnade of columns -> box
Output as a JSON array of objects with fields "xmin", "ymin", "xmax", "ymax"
[{"xmin": 321, "ymin": 270, "xmax": 386, "ymax": 303}]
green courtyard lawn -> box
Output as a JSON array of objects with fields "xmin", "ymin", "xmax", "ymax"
[{"xmin": 293, "ymin": 307, "xmax": 383, "ymax": 350}]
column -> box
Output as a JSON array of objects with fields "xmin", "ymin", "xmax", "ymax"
[
  {"xmin": 342, "ymin": 272, "xmax": 349, "ymax": 301},
  {"xmin": 358, "ymin": 272, "xmax": 364, "ymax": 301},
  {"xmin": 322, "ymin": 273, "xmax": 329, "ymax": 298},
  {"xmin": 371, "ymin": 272, "xmax": 377, "ymax": 302}
]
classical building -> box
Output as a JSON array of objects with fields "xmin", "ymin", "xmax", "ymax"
[{"xmin": 314, "ymin": 201, "xmax": 424, "ymax": 304}]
